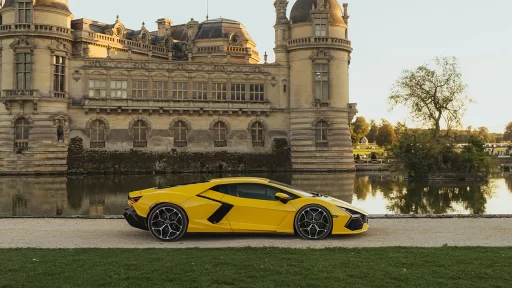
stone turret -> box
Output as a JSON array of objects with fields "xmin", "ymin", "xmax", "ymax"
[
  {"xmin": 0, "ymin": 0, "xmax": 73, "ymax": 174},
  {"xmin": 273, "ymin": 0, "xmax": 290, "ymax": 65},
  {"xmin": 287, "ymin": 0, "xmax": 356, "ymax": 171}
]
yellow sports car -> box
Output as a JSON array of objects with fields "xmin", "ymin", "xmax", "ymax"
[{"xmin": 123, "ymin": 177, "xmax": 369, "ymax": 241}]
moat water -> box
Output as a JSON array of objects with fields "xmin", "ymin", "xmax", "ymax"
[{"xmin": 1, "ymin": 172, "xmax": 511, "ymax": 216}]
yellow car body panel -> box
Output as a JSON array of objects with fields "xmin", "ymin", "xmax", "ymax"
[
  {"xmin": 124, "ymin": 177, "xmax": 369, "ymax": 238},
  {"xmin": 221, "ymin": 194, "xmax": 297, "ymax": 233}
]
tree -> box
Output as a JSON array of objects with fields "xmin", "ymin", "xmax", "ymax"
[
  {"xmin": 477, "ymin": 127, "xmax": 490, "ymax": 143},
  {"xmin": 504, "ymin": 122, "xmax": 512, "ymax": 141},
  {"xmin": 389, "ymin": 57, "xmax": 472, "ymax": 141},
  {"xmin": 366, "ymin": 120, "xmax": 378, "ymax": 143},
  {"xmin": 350, "ymin": 116, "xmax": 370, "ymax": 145},
  {"xmin": 376, "ymin": 122, "xmax": 397, "ymax": 147},
  {"xmin": 394, "ymin": 121, "xmax": 407, "ymax": 139}
]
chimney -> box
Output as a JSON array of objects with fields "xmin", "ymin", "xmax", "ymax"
[
  {"xmin": 156, "ymin": 18, "xmax": 172, "ymax": 37},
  {"xmin": 186, "ymin": 18, "xmax": 200, "ymax": 40}
]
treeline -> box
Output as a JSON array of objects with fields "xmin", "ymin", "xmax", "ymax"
[{"xmin": 351, "ymin": 116, "xmax": 507, "ymax": 147}]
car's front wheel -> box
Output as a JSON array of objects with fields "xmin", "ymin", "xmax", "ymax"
[
  {"xmin": 294, "ymin": 205, "xmax": 332, "ymax": 240},
  {"xmin": 148, "ymin": 203, "xmax": 188, "ymax": 242}
]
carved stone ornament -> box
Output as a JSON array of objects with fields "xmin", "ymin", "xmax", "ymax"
[
  {"xmin": 270, "ymin": 77, "xmax": 278, "ymax": 87},
  {"xmin": 9, "ymin": 37, "xmax": 36, "ymax": 51},
  {"xmin": 48, "ymin": 40, "xmax": 71, "ymax": 55},
  {"xmin": 11, "ymin": 114, "xmax": 34, "ymax": 127},
  {"xmin": 310, "ymin": 49, "xmax": 333, "ymax": 62},
  {"xmin": 51, "ymin": 114, "xmax": 70, "ymax": 127},
  {"xmin": 72, "ymin": 70, "xmax": 83, "ymax": 82}
]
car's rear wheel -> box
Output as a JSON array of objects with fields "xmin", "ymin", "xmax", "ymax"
[
  {"xmin": 294, "ymin": 205, "xmax": 332, "ymax": 240},
  {"xmin": 148, "ymin": 203, "xmax": 188, "ymax": 242}
]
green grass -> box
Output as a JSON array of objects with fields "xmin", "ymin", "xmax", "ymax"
[
  {"xmin": 354, "ymin": 148, "xmax": 384, "ymax": 155},
  {"xmin": 0, "ymin": 248, "xmax": 511, "ymax": 288}
]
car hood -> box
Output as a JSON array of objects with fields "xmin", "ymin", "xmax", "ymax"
[{"xmin": 317, "ymin": 196, "xmax": 368, "ymax": 215}]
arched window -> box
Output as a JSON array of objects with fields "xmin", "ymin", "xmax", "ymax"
[
  {"xmin": 251, "ymin": 122, "xmax": 265, "ymax": 147},
  {"xmin": 213, "ymin": 121, "xmax": 227, "ymax": 147},
  {"xmin": 90, "ymin": 120, "xmax": 106, "ymax": 148},
  {"xmin": 315, "ymin": 121, "xmax": 329, "ymax": 148},
  {"xmin": 173, "ymin": 121, "xmax": 188, "ymax": 147},
  {"xmin": 14, "ymin": 118, "xmax": 29, "ymax": 151},
  {"xmin": 133, "ymin": 120, "xmax": 148, "ymax": 148}
]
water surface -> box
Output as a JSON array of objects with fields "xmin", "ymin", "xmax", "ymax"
[{"xmin": 1, "ymin": 173, "xmax": 511, "ymax": 216}]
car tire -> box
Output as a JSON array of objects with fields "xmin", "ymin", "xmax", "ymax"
[
  {"xmin": 147, "ymin": 203, "xmax": 188, "ymax": 242},
  {"xmin": 294, "ymin": 204, "xmax": 332, "ymax": 240}
]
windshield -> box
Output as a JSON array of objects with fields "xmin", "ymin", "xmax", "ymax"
[{"xmin": 270, "ymin": 181, "xmax": 323, "ymax": 198}]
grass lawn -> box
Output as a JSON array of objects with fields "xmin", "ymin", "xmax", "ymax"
[
  {"xmin": 1, "ymin": 248, "xmax": 511, "ymax": 288},
  {"xmin": 354, "ymin": 148, "xmax": 384, "ymax": 155}
]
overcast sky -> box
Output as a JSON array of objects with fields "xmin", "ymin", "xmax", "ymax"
[{"xmin": 66, "ymin": 0, "xmax": 512, "ymax": 133}]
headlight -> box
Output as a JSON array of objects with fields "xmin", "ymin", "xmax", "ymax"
[{"xmin": 338, "ymin": 207, "xmax": 363, "ymax": 218}]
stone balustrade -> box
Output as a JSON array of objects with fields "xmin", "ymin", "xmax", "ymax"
[
  {"xmin": 0, "ymin": 23, "xmax": 73, "ymax": 38},
  {"xmin": 1, "ymin": 90, "xmax": 68, "ymax": 100},
  {"xmin": 82, "ymin": 97, "xmax": 272, "ymax": 115},
  {"xmin": 287, "ymin": 36, "xmax": 352, "ymax": 51}
]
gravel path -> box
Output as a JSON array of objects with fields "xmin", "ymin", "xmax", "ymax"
[{"xmin": 1, "ymin": 218, "xmax": 511, "ymax": 248}]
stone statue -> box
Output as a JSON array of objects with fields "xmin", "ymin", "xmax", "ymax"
[{"xmin": 57, "ymin": 125, "xmax": 64, "ymax": 142}]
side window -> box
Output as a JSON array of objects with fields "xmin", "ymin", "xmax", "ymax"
[{"xmin": 234, "ymin": 184, "xmax": 282, "ymax": 201}]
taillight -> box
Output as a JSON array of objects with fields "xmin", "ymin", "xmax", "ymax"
[{"xmin": 130, "ymin": 196, "xmax": 142, "ymax": 203}]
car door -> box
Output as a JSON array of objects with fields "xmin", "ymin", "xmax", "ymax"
[{"xmin": 219, "ymin": 183, "xmax": 297, "ymax": 232}]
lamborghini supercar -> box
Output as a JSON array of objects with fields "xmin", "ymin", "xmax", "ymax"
[{"xmin": 123, "ymin": 177, "xmax": 369, "ymax": 241}]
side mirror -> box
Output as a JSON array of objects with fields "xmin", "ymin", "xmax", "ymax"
[{"xmin": 275, "ymin": 192, "xmax": 291, "ymax": 204}]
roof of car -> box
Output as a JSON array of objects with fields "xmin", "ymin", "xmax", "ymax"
[{"xmin": 209, "ymin": 177, "xmax": 270, "ymax": 184}]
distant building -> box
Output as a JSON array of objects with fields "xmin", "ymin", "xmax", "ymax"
[
  {"xmin": 0, "ymin": 0, "xmax": 357, "ymax": 174},
  {"xmin": 360, "ymin": 137, "xmax": 369, "ymax": 145}
]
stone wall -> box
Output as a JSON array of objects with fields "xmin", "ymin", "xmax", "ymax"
[{"xmin": 67, "ymin": 137, "xmax": 291, "ymax": 174}]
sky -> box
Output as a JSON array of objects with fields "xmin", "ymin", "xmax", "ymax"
[{"xmin": 66, "ymin": 0, "xmax": 512, "ymax": 133}]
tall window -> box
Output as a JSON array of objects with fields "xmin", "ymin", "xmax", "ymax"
[
  {"xmin": 173, "ymin": 82, "xmax": 188, "ymax": 100},
  {"xmin": 90, "ymin": 120, "xmax": 106, "ymax": 149},
  {"xmin": 17, "ymin": 1, "xmax": 32, "ymax": 23},
  {"xmin": 315, "ymin": 121, "xmax": 329, "ymax": 148},
  {"xmin": 133, "ymin": 120, "xmax": 148, "ymax": 148},
  {"xmin": 249, "ymin": 84, "xmax": 265, "ymax": 101},
  {"xmin": 110, "ymin": 80, "xmax": 128, "ymax": 98},
  {"xmin": 173, "ymin": 121, "xmax": 188, "ymax": 147},
  {"xmin": 192, "ymin": 82, "xmax": 208, "ymax": 100},
  {"xmin": 231, "ymin": 83, "xmax": 246, "ymax": 101},
  {"xmin": 152, "ymin": 81, "xmax": 168, "ymax": 99},
  {"xmin": 53, "ymin": 56, "xmax": 65, "ymax": 93},
  {"xmin": 132, "ymin": 80, "xmax": 148, "ymax": 99},
  {"xmin": 14, "ymin": 118, "xmax": 29, "ymax": 151},
  {"xmin": 251, "ymin": 122, "xmax": 265, "ymax": 147},
  {"xmin": 314, "ymin": 63, "xmax": 329, "ymax": 102},
  {"xmin": 16, "ymin": 53, "xmax": 31, "ymax": 90},
  {"xmin": 88, "ymin": 80, "xmax": 107, "ymax": 98},
  {"xmin": 213, "ymin": 121, "xmax": 227, "ymax": 147},
  {"xmin": 212, "ymin": 83, "xmax": 227, "ymax": 100},
  {"xmin": 314, "ymin": 18, "xmax": 328, "ymax": 37}
]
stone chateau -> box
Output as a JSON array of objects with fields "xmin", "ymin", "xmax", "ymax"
[{"xmin": 0, "ymin": 0, "xmax": 357, "ymax": 174}]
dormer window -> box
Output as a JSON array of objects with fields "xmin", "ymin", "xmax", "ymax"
[
  {"xmin": 230, "ymin": 34, "xmax": 241, "ymax": 45},
  {"xmin": 17, "ymin": 1, "xmax": 32, "ymax": 24},
  {"xmin": 314, "ymin": 18, "xmax": 328, "ymax": 37}
]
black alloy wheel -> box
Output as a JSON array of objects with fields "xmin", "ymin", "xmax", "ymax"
[
  {"xmin": 147, "ymin": 203, "xmax": 188, "ymax": 242},
  {"xmin": 294, "ymin": 204, "xmax": 332, "ymax": 240}
]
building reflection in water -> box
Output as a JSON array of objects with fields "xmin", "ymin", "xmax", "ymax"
[
  {"xmin": 0, "ymin": 177, "xmax": 68, "ymax": 217},
  {"xmin": 0, "ymin": 173, "xmax": 510, "ymax": 217},
  {"xmin": 291, "ymin": 173, "xmax": 354, "ymax": 204}
]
